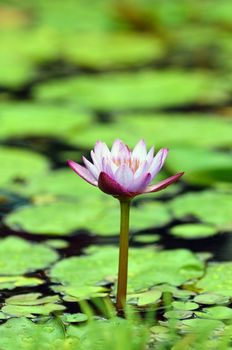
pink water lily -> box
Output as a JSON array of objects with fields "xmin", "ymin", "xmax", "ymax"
[{"xmin": 67, "ymin": 139, "xmax": 183, "ymax": 199}]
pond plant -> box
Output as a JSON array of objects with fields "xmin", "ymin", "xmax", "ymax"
[{"xmin": 68, "ymin": 139, "xmax": 183, "ymax": 311}]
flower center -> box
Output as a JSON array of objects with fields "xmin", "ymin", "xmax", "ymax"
[{"xmin": 112, "ymin": 157, "xmax": 140, "ymax": 173}]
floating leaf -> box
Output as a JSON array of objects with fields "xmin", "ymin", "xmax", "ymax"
[
  {"xmin": 2, "ymin": 293, "xmax": 65, "ymax": 318},
  {"xmin": 166, "ymin": 147, "xmax": 232, "ymax": 186},
  {"xmin": 171, "ymin": 301, "xmax": 199, "ymax": 311},
  {"xmin": 61, "ymin": 313, "xmax": 88, "ymax": 323},
  {"xmin": 0, "ymin": 317, "xmax": 74, "ymax": 350},
  {"xmin": 133, "ymin": 234, "xmax": 160, "ymax": 244},
  {"xmin": 0, "ymin": 103, "xmax": 92, "ymax": 140},
  {"xmin": 0, "ymin": 276, "xmax": 44, "ymax": 290},
  {"xmin": 164, "ymin": 310, "xmax": 193, "ymax": 320},
  {"xmin": 0, "ymin": 237, "xmax": 58, "ymax": 275},
  {"xmin": 170, "ymin": 223, "xmax": 217, "ymax": 239},
  {"xmin": 5, "ymin": 199, "xmax": 171, "ymax": 236},
  {"xmin": 196, "ymin": 262, "xmax": 232, "ymax": 296},
  {"xmin": 0, "ymin": 147, "xmax": 50, "ymax": 188},
  {"xmin": 169, "ymin": 191, "xmax": 232, "ymax": 232},
  {"xmin": 35, "ymin": 70, "xmax": 224, "ymax": 111},
  {"xmin": 127, "ymin": 289, "xmax": 162, "ymax": 306},
  {"xmin": 195, "ymin": 306, "xmax": 232, "ymax": 320},
  {"xmin": 193, "ymin": 293, "xmax": 230, "ymax": 305},
  {"xmin": 50, "ymin": 246, "xmax": 204, "ymax": 301}
]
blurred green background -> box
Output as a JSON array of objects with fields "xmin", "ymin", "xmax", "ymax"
[{"xmin": 0, "ymin": 1, "xmax": 232, "ymax": 347}]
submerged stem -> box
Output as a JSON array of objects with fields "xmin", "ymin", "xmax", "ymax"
[{"xmin": 116, "ymin": 199, "xmax": 131, "ymax": 312}]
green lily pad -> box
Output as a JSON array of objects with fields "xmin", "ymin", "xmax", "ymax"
[
  {"xmin": 166, "ymin": 147, "xmax": 232, "ymax": 186},
  {"xmin": 0, "ymin": 236, "xmax": 58, "ymax": 275},
  {"xmin": 170, "ymin": 224, "xmax": 217, "ymax": 239},
  {"xmin": 61, "ymin": 313, "xmax": 88, "ymax": 323},
  {"xmin": 2, "ymin": 293, "xmax": 65, "ymax": 318},
  {"xmin": 72, "ymin": 113, "xmax": 232, "ymax": 150},
  {"xmin": 164, "ymin": 310, "xmax": 193, "ymax": 320},
  {"xmin": 127, "ymin": 289, "xmax": 162, "ymax": 306},
  {"xmin": 0, "ymin": 276, "xmax": 44, "ymax": 290},
  {"xmin": 35, "ymin": 70, "xmax": 225, "ymax": 111},
  {"xmin": 0, "ymin": 317, "xmax": 76, "ymax": 350},
  {"xmin": 133, "ymin": 234, "xmax": 160, "ymax": 244},
  {"xmin": 176, "ymin": 318, "xmax": 225, "ymax": 334},
  {"xmin": 193, "ymin": 293, "xmax": 230, "ymax": 305},
  {"xmin": 169, "ymin": 191, "xmax": 232, "ymax": 232},
  {"xmin": 50, "ymin": 246, "xmax": 204, "ymax": 300},
  {"xmin": 196, "ymin": 262, "xmax": 232, "ymax": 296},
  {"xmin": 0, "ymin": 102, "xmax": 92, "ymax": 140},
  {"xmin": 5, "ymin": 199, "xmax": 171, "ymax": 236},
  {"xmin": 0, "ymin": 146, "xmax": 50, "ymax": 188},
  {"xmin": 65, "ymin": 33, "xmax": 164, "ymax": 68},
  {"xmin": 171, "ymin": 301, "xmax": 199, "ymax": 311},
  {"xmin": 195, "ymin": 306, "xmax": 232, "ymax": 320}
]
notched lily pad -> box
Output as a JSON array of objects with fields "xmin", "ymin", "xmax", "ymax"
[
  {"xmin": 193, "ymin": 293, "xmax": 230, "ymax": 305},
  {"xmin": 195, "ymin": 306, "xmax": 232, "ymax": 320},
  {"xmin": 0, "ymin": 236, "xmax": 58, "ymax": 275}
]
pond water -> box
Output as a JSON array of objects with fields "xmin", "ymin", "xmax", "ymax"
[{"xmin": 0, "ymin": 0, "xmax": 232, "ymax": 349}]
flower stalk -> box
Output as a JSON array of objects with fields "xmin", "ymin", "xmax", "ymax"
[{"xmin": 116, "ymin": 199, "xmax": 131, "ymax": 312}]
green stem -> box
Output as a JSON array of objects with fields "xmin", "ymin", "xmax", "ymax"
[{"xmin": 116, "ymin": 199, "xmax": 131, "ymax": 312}]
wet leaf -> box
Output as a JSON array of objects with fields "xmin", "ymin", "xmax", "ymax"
[
  {"xmin": 2, "ymin": 293, "xmax": 65, "ymax": 318},
  {"xmin": 169, "ymin": 191, "xmax": 232, "ymax": 232},
  {"xmin": 0, "ymin": 237, "xmax": 58, "ymax": 275},
  {"xmin": 196, "ymin": 262, "xmax": 232, "ymax": 296},
  {"xmin": 0, "ymin": 147, "xmax": 50, "ymax": 187},
  {"xmin": 0, "ymin": 276, "xmax": 44, "ymax": 290},
  {"xmin": 170, "ymin": 223, "xmax": 217, "ymax": 239},
  {"xmin": 61, "ymin": 313, "xmax": 88, "ymax": 323},
  {"xmin": 195, "ymin": 306, "xmax": 232, "ymax": 320},
  {"xmin": 193, "ymin": 293, "xmax": 230, "ymax": 305},
  {"xmin": 50, "ymin": 246, "xmax": 204, "ymax": 301}
]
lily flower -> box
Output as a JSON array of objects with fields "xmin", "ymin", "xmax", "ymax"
[
  {"xmin": 68, "ymin": 139, "xmax": 184, "ymax": 313},
  {"xmin": 67, "ymin": 139, "xmax": 184, "ymax": 199}
]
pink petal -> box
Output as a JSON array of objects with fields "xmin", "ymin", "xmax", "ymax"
[
  {"xmin": 132, "ymin": 139, "xmax": 147, "ymax": 161},
  {"xmin": 82, "ymin": 156, "xmax": 99, "ymax": 180},
  {"xmin": 149, "ymin": 148, "xmax": 169, "ymax": 178},
  {"xmin": 111, "ymin": 139, "xmax": 130, "ymax": 159},
  {"xmin": 67, "ymin": 160, "xmax": 98, "ymax": 186},
  {"xmin": 146, "ymin": 146, "xmax": 155, "ymax": 165},
  {"xmin": 144, "ymin": 172, "xmax": 184, "ymax": 193},
  {"xmin": 98, "ymin": 172, "xmax": 131, "ymax": 197},
  {"xmin": 114, "ymin": 165, "xmax": 134, "ymax": 189},
  {"xmin": 94, "ymin": 141, "xmax": 111, "ymax": 158},
  {"xmin": 127, "ymin": 172, "xmax": 152, "ymax": 192}
]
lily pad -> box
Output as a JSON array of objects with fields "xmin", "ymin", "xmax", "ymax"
[
  {"xmin": 171, "ymin": 301, "xmax": 199, "ymax": 311},
  {"xmin": 2, "ymin": 293, "xmax": 65, "ymax": 318},
  {"xmin": 170, "ymin": 223, "xmax": 217, "ymax": 239},
  {"xmin": 166, "ymin": 147, "xmax": 232, "ymax": 186},
  {"xmin": 133, "ymin": 234, "xmax": 160, "ymax": 244},
  {"xmin": 0, "ymin": 146, "xmax": 50, "ymax": 188},
  {"xmin": 35, "ymin": 70, "xmax": 225, "ymax": 111},
  {"xmin": 5, "ymin": 199, "xmax": 171, "ymax": 236},
  {"xmin": 0, "ymin": 276, "xmax": 44, "ymax": 290},
  {"xmin": 196, "ymin": 262, "xmax": 232, "ymax": 296},
  {"xmin": 0, "ymin": 102, "xmax": 92, "ymax": 140},
  {"xmin": 169, "ymin": 191, "xmax": 232, "ymax": 232},
  {"xmin": 127, "ymin": 289, "xmax": 162, "ymax": 306},
  {"xmin": 72, "ymin": 113, "xmax": 232, "ymax": 150},
  {"xmin": 61, "ymin": 313, "xmax": 88, "ymax": 323},
  {"xmin": 0, "ymin": 236, "xmax": 58, "ymax": 275},
  {"xmin": 65, "ymin": 33, "xmax": 164, "ymax": 68},
  {"xmin": 0, "ymin": 317, "xmax": 76, "ymax": 350},
  {"xmin": 50, "ymin": 246, "xmax": 204, "ymax": 300},
  {"xmin": 193, "ymin": 293, "xmax": 230, "ymax": 305},
  {"xmin": 195, "ymin": 306, "xmax": 232, "ymax": 320}
]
